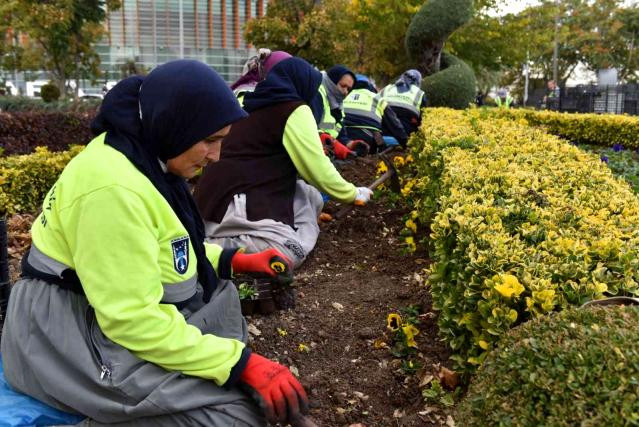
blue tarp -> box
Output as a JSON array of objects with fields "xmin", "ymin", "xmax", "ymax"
[{"xmin": 0, "ymin": 354, "xmax": 85, "ymax": 427}]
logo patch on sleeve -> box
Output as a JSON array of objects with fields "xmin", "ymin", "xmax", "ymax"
[{"xmin": 171, "ymin": 236, "xmax": 190, "ymax": 274}]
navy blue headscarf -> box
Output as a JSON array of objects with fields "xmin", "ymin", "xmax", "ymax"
[
  {"xmin": 242, "ymin": 57, "xmax": 322, "ymax": 113},
  {"xmin": 327, "ymin": 65, "xmax": 356, "ymax": 85},
  {"xmin": 91, "ymin": 60, "xmax": 247, "ymax": 302}
]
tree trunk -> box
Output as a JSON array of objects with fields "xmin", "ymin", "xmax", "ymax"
[{"xmin": 419, "ymin": 38, "xmax": 445, "ymax": 76}]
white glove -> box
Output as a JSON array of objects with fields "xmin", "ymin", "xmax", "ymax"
[{"xmin": 354, "ymin": 187, "xmax": 374, "ymax": 206}]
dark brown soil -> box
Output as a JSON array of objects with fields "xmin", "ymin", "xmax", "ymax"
[
  {"xmin": 247, "ymin": 161, "xmax": 454, "ymax": 426},
  {"xmin": 1, "ymin": 161, "xmax": 455, "ymax": 426}
]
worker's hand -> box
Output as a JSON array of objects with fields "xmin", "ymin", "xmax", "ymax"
[
  {"xmin": 332, "ymin": 140, "xmax": 355, "ymax": 160},
  {"xmin": 239, "ymin": 353, "xmax": 309, "ymax": 425},
  {"xmin": 346, "ymin": 139, "xmax": 370, "ymax": 157},
  {"xmin": 354, "ymin": 187, "xmax": 374, "ymax": 206},
  {"xmin": 231, "ymin": 249, "xmax": 293, "ymax": 285}
]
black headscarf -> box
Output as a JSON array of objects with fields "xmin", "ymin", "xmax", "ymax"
[
  {"xmin": 242, "ymin": 57, "xmax": 322, "ymax": 113},
  {"xmin": 91, "ymin": 60, "xmax": 247, "ymax": 302}
]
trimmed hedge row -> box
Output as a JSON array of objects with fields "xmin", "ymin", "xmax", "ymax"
[
  {"xmin": 491, "ymin": 108, "xmax": 639, "ymax": 148},
  {"xmin": 0, "ymin": 111, "xmax": 94, "ymax": 155},
  {"xmin": 0, "ymin": 96, "xmax": 101, "ymax": 113},
  {"xmin": 403, "ymin": 108, "xmax": 639, "ymax": 372},
  {"xmin": 457, "ymin": 306, "xmax": 639, "ymax": 425},
  {"xmin": 0, "ymin": 146, "xmax": 84, "ymax": 215}
]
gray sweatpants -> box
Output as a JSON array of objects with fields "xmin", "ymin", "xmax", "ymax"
[
  {"xmin": 1, "ymin": 279, "xmax": 265, "ymax": 426},
  {"xmin": 205, "ymin": 180, "xmax": 324, "ymax": 269}
]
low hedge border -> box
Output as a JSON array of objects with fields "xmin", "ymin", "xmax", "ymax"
[
  {"xmin": 457, "ymin": 306, "xmax": 639, "ymax": 426},
  {"xmin": 0, "ymin": 146, "xmax": 84, "ymax": 215},
  {"xmin": 0, "ymin": 111, "xmax": 94, "ymax": 156},
  {"xmin": 490, "ymin": 108, "xmax": 639, "ymax": 148},
  {"xmin": 402, "ymin": 108, "xmax": 639, "ymax": 373}
]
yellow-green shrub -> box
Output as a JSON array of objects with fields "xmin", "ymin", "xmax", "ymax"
[
  {"xmin": 490, "ymin": 108, "xmax": 639, "ymax": 148},
  {"xmin": 404, "ymin": 108, "xmax": 639, "ymax": 373},
  {"xmin": 0, "ymin": 146, "xmax": 83, "ymax": 215}
]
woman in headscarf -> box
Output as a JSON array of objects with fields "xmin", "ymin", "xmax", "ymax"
[
  {"xmin": 231, "ymin": 48, "xmax": 292, "ymax": 105},
  {"xmin": 194, "ymin": 57, "xmax": 373, "ymax": 269},
  {"xmin": 379, "ymin": 69, "xmax": 428, "ymax": 136},
  {"xmin": 1, "ymin": 60, "xmax": 308, "ymax": 426},
  {"xmin": 310, "ymin": 64, "xmax": 367, "ymax": 160}
]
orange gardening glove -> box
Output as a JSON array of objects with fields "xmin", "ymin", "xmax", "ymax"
[
  {"xmin": 231, "ymin": 248, "xmax": 293, "ymax": 284},
  {"xmin": 239, "ymin": 353, "xmax": 309, "ymax": 425}
]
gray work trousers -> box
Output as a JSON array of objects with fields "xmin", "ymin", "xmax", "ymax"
[
  {"xmin": 1, "ymin": 278, "xmax": 265, "ymax": 426},
  {"xmin": 205, "ymin": 180, "xmax": 324, "ymax": 269}
]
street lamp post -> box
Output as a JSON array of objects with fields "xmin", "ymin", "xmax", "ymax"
[{"xmin": 552, "ymin": 0, "xmax": 560, "ymax": 84}]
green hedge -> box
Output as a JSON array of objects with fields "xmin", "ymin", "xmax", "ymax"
[
  {"xmin": 491, "ymin": 108, "xmax": 639, "ymax": 148},
  {"xmin": 422, "ymin": 53, "xmax": 476, "ymax": 109},
  {"xmin": 457, "ymin": 306, "xmax": 639, "ymax": 426},
  {"xmin": 0, "ymin": 96, "xmax": 101, "ymax": 113},
  {"xmin": 401, "ymin": 108, "xmax": 639, "ymax": 372},
  {"xmin": 0, "ymin": 146, "xmax": 83, "ymax": 215}
]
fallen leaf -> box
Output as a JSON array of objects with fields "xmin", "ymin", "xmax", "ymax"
[
  {"xmin": 419, "ymin": 374, "xmax": 434, "ymax": 388},
  {"xmin": 332, "ymin": 302, "xmax": 344, "ymax": 312},
  {"xmin": 438, "ymin": 367, "xmax": 460, "ymax": 390},
  {"xmin": 446, "ymin": 415, "xmax": 456, "ymax": 427},
  {"xmin": 247, "ymin": 324, "xmax": 261, "ymax": 336},
  {"xmin": 393, "ymin": 409, "xmax": 405, "ymax": 418},
  {"xmin": 289, "ymin": 366, "xmax": 299, "ymax": 377},
  {"xmin": 336, "ymin": 407, "xmax": 346, "ymax": 415}
]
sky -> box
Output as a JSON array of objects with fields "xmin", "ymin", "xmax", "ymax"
[{"xmin": 499, "ymin": 0, "xmax": 540, "ymax": 15}]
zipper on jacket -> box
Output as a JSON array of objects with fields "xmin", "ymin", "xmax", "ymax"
[{"xmin": 85, "ymin": 307, "xmax": 112, "ymax": 381}]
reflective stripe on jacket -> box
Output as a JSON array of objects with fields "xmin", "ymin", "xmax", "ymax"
[
  {"xmin": 379, "ymin": 84, "xmax": 425, "ymax": 116},
  {"xmin": 343, "ymin": 88, "xmax": 386, "ymax": 131},
  {"xmin": 317, "ymin": 85, "xmax": 341, "ymax": 138}
]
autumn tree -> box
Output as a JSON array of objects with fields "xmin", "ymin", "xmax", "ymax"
[{"xmin": 0, "ymin": 0, "xmax": 121, "ymax": 97}]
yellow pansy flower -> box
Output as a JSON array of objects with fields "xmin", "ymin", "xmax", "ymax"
[
  {"xmin": 387, "ymin": 313, "xmax": 402, "ymax": 331},
  {"xmin": 402, "ymin": 324, "xmax": 420, "ymax": 348}
]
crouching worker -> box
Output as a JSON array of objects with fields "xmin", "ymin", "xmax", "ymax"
[
  {"xmin": 1, "ymin": 60, "xmax": 308, "ymax": 426},
  {"xmin": 194, "ymin": 57, "xmax": 373, "ymax": 269},
  {"xmin": 339, "ymin": 74, "xmax": 408, "ymax": 154}
]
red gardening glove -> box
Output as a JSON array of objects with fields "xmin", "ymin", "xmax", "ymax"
[
  {"xmin": 239, "ymin": 353, "xmax": 309, "ymax": 425},
  {"xmin": 231, "ymin": 248, "xmax": 293, "ymax": 284},
  {"xmin": 332, "ymin": 140, "xmax": 355, "ymax": 160},
  {"xmin": 346, "ymin": 139, "xmax": 370, "ymax": 157}
]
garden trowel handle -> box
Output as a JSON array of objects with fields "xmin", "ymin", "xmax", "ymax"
[{"xmin": 333, "ymin": 169, "xmax": 394, "ymax": 220}]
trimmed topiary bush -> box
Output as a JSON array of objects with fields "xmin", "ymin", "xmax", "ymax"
[
  {"xmin": 457, "ymin": 306, "xmax": 639, "ymax": 426},
  {"xmin": 40, "ymin": 83, "xmax": 61, "ymax": 103},
  {"xmin": 405, "ymin": 0, "xmax": 473, "ymax": 74},
  {"xmin": 422, "ymin": 53, "xmax": 476, "ymax": 109},
  {"xmin": 405, "ymin": 0, "xmax": 476, "ymax": 109}
]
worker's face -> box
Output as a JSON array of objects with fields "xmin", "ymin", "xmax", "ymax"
[
  {"xmin": 166, "ymin": 125, "xmax": 231, "ymax": 178},
  {"xmin": 337, "ymin": 74, "xmax": 354, "ymax": 96}
]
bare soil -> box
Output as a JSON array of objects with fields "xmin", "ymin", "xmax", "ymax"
[{"xmin": 1, "ymin": 161, "xmax": 455, "ymax": 426}]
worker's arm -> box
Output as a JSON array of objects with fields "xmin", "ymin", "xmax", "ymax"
[
  {"xmin": 71, "ymin": 185, "xmax": 247, "ymax": 386},
  {"xmin": 283, "ymin": 105, "xmax": 357, "ymax": 203}
]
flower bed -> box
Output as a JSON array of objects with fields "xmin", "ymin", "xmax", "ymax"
[{"xmin": 402, "ymin": 108, "xmax": 639, "ymax": 372}]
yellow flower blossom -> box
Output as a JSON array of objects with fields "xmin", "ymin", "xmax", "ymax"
[
  {"xmin": 277, "ymin": 328, "xmax": 287, "ymax": 337},
  {"xmin": 297, "ymin": 343, "xmax": 310, "ymax": 353},
  {"xmin": 405, "ymin": 236, "xmax": 417, "ymax": 252},
  {"xmin": 494, "ymin": 274, "xmax": 525, "ymax": 299},
  {"xmin": 376, "ymin": 161, "xmax": 388, "ymax": 175},
  {"xmin": 393, "ymin": 156, "xmax": 405, "ymax": 167},
  {"xmin": 387, "ymin": 313, "xmax": 402, "ymax": 331},
  {"xmin": 405, "ymin": 219, "xmax": 417, "ymax": 233},
  {"xmin": 402, "ymin": 324, "xmax": 420, "ymax": 348}
]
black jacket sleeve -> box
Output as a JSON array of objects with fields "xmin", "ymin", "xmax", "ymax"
[{"xmin": 382, "ymin": 106, "xmax": 408, "ymax": 148}]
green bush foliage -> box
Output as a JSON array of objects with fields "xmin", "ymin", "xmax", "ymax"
[
  {"xmin": 457, "ymin": 306, "xmax": 639, "ymax": 426},
  {"xmin": 0, "ymin": 96, "xmax": 101, "ymax": 113},
  {"xmin": 423, "ymin": 53, "xmax": 476, "ymax": 109},
  {"xmin": 401, "ymin": 108, "xmax": 639, "ymax": 372},
  {"xmin": 405, "ymin": 0, "xmax": 473, "ymax": 59},
  {"xmin": 492, "ymin": 108, "xmax": 639, "ymax": 148},
  {"xmin": 39, "ymin": 83, "xmax": 61, "ymax": 103},
  {"xmin": 0, "ymin": 146, "xmax": 84, "ymax": 215},
  {"xmin": 0, "ymin": 111, "xmax": 94, "ymax": 156}
]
